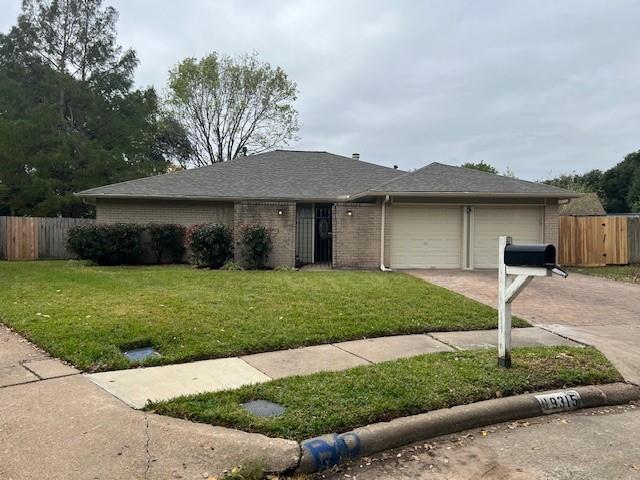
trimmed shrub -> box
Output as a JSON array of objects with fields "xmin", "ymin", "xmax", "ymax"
[
  {"xmin": 220, "ymin": 260, "xmax": 244, "ymax": 271},
  {"xmin": 67, "ymin": 224, "xmax": 145, "ymax": 265},
  {"xmin": 239, "ymin": 224, "xmax": 273, "ymax": 270},
  {"xmin": 147, "ymin": 224, "xmax": 186, "ymax": 264},
  {"xmin": 187, "ymin": 224, "xmax": 233, "ymax": 268},
  {"xmin": 274, "ymin": 264, "xmax": 296, "ymax": 272}
]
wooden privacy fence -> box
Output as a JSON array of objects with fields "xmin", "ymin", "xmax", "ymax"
[
  {"xmin": 559, "ymin": 215, "xmax": 640, "ymax": 266},
  {"xmin": 0, "ymin": 216, "xmax": 95, "ymax": 261}
]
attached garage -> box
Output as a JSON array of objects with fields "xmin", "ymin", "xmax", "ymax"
[
  {"xmin": 390, "ymin": 205, "xmax": 463, "ymax": 268},
  {"xmin": 390, "ymin": 203, "xmax": 544, "ymax": 270},
  {"xmin": 472, "ymin": 206, "xmax": 543, "ymax": 268}
]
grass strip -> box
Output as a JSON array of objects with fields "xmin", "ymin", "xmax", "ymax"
[{"xmin": 148, "ymin": 346, "xmax": 621, "ymax": 440}]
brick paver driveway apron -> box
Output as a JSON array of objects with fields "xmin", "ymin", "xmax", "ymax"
[{"xmin": 408, "ymin": 270, "xmax": 640, "ymax": 385}]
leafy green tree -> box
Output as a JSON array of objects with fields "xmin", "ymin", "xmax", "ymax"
[
  {"xmin": 461, "ymin": 160, "xmax": 498, "ymax": 174},
  {"xmin": 543, "ymin": 152, "xmax": 640, "ymax": 213},
  {"xmin": 600, "ymin": 151, "xmax": 640, "ymax": 213},
  {"xmin": 166, "ymin": 52, "xmax": 299, "ymax": 166},
  {"xmin": 0, "ymin": 0, "xmax": 187, "ymax": 217},
  {"xmin": 544, "ymin": 170, "xmax": 604, "ymax": 194}
]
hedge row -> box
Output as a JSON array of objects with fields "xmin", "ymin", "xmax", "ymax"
[
  {"xmin": 67, "ymin": 223, "xmax": 273, "ymax": 269},
  {"xmin": 66, "ymin": 224, "xmax": 185, "ymax": 266}
]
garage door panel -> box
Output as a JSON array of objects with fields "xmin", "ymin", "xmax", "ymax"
[
  {"xmin": 473, "ymin": 207, "xmax": 542, "ymax": 269},
  {"xmin": 391, "ymin": 206, "xmax": 462, "ymax": 268}
]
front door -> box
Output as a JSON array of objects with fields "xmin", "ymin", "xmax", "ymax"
[{"xmin": 314, "ymin": 205, "xmax": 333, "ymax": 263}]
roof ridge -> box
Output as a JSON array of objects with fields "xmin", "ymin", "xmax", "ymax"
[
  {"xmin": 366, "ymin": 162, "xmax": 438, "ymax": 191},
  {"xmin": 273, "ymin": 149, "xmax": 328, "ymax": 153},
  {"xmin": 327, "ymin": 152, "xmax": 406, "ymax": 173},
  {"xmin": 348, "ymin": 162, "xmax": 435, "ymax": 197},
  {"xmin": 388, "ymin": 161, "xmax": 571, "ymax": 193},
  {"xmin": 361, "ymin": 161, "xmax": 576, "ymax": 196},
  {"xmin": 443, "ymin": 162, "xmax": 571, "ymax": 192},
  {"xmin": 252, "ymin": 149, "xmax": 403, "ymax": 173}
]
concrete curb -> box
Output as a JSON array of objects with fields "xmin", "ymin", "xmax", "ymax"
[{"xmin": 294, "ymin": 382, "xmax": 640, "ymax": 473}]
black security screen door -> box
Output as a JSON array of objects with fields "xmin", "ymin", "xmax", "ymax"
[{"xmin": 314, "ymin": 205, "xmax": 332, "ymax": 263}]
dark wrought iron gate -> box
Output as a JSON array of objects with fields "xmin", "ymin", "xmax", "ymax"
[
  {"xmin": 314, "ymin": 205, "xmax": 332, "ymax": 263},
  {"xmin": 295, "ymin": 204, "xmax": 333, "ymax": 266}
]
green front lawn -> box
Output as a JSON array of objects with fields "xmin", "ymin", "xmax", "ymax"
[
  {"xmin": 148, "ymin": 346, "xmax": 621, "ymax": 440},
  {"xmin": 0, "ymin": 261, "xmax": 526, "ymax": 372},
  {"xmin": 571, "ymin": 265, "xmax": 640, "ymax": 284}
]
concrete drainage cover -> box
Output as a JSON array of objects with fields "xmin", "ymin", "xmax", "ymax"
[
  {"xmin": 241, "ymin": 399, "xmax": 286, "ymax": 417},
  {"xmin": 123, "ymin": 346, "xmax": 159, "ymax": 362}
]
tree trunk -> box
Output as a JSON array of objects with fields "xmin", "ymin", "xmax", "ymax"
[{"xmin": 59, "ymin": 86, "xmax": 66, "ymax": 121}]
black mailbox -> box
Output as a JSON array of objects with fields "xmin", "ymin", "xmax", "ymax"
[{"xmin": 504, "ymin": 244, "xmax": 556, "ymax": 267}]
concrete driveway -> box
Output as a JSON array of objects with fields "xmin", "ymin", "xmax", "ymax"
[{"xmin": 409, "ymin": 269, "xmax": 640, "ymax": 385}]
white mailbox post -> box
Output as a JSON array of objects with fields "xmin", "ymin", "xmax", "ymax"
[{"xmin": 498, "ymin": 236, "xmax": 567, "ymax": 368}]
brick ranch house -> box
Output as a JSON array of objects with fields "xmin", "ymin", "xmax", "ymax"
[{"xmin": 77, "ymin": 150, "xmax": 578, "ymax": 269}]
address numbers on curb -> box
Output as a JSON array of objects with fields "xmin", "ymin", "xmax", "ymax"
[{"xmin": 535, "ymin": 390, "xmax": 583, "ymax": 414}]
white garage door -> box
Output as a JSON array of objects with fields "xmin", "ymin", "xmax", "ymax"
[
  {"xmin": 391, "ymin": 206, "xmax": 462, "ymax": 268},
  {"xmin": 473, "ymin": 207, "xmax": 543, "ymax": 268}
]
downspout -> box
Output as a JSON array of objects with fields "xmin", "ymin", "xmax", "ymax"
[{"xmin": 380, "ymin": 195, "xmax": 392, "ymax": 271}]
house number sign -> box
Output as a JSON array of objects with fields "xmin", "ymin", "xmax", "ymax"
[{"xmin": 535, "ymin": 390, "xmax": 583, "ymax": 414}]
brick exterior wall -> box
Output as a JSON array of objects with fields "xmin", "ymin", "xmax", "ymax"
[
  {"xmin": 96, "ymin": 198, "xmax": 234, "ymax": 226},
  {"xmin": 544, "ymin": 199, "xmax": 560, "ymax": 246},
  {"xmin": 332, "ymin": 202, "xmax": 382, "ymax": 269},
  {"xmin": 96, "ymin": 196, "xmax": 557, "ymax": 269},
  {"xmin": 234, "ymin": 201, "xmax": 296, "ymax": 268}
]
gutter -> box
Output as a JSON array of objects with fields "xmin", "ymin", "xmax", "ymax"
[{"xmin": 380, "ymin": 195, "xmax": 391, "ymax": 271}]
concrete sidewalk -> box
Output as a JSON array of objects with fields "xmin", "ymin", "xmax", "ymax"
[
  {"xmin": 0, "ymin": 325, "xmax": 300, "ymax": 479},
  {"xmin": 0, "ymin": 326, "xmax": 79, "ymax": 387},
  {"xmin": 87, "ymin": 327, "xmax": 579, "ymax": 409}
]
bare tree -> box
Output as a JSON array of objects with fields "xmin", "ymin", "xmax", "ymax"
[{"xmin": 166, "ymin": 52, "xmax": 299, "ymax": 166}]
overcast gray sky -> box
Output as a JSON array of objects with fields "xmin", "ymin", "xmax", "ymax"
[{"xmin": 2, "ymin": 1, "xmax": 639, "ymax": 179}]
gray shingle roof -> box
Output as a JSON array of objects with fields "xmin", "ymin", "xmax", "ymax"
[
  {"xmin": 559, "ymin": 192, "xmax": 606, "ymax": 216},
  {"xmin": 78, "ymin": 152, "xmax": 578, "ymax": 200},
  {"xmin": 77, "ymin": 150, "xmax": 403, "ymax": 201},
  {"xmin": 367, "ymin": 162, "xmax": 579, "ymax": 197}
]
